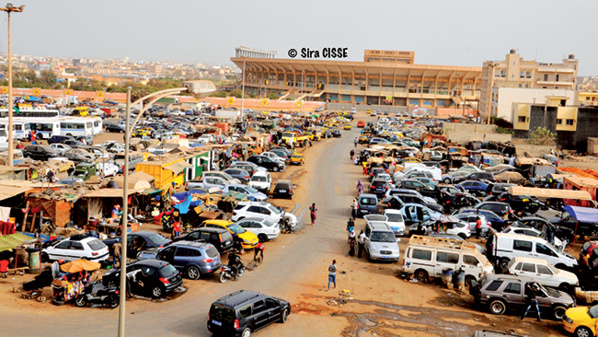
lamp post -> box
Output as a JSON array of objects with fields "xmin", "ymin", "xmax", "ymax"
[
  {"xmin": 0, "ymin": 3, "xmax": 24, "ymax": 167},
  {"xmin": 118, "ymin": 81, "xmax": 215, "ymax": 337},
  {"xmin": 240, "ymin": 58, "xmax": 246, "ymax": 121}
]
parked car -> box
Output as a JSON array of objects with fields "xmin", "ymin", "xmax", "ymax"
[
  {"xmin": 456, "ymin": 180, "xmax": 489, "ymax": 197},
  {"xmin": 219, "ymin": 184, "xmax": 268, "ymax": 202},
  {"xmin": 455, "ymin": 208, "xmax": 507, "ymax": 231},
  {"xmin": 172, "ymin": 227, "xmax": 234, "ymax": 254},
  {"xmin": 231, "ymin": 201, "xmax": 297, "ymax": 229},
  {"xmin": 507, "ymin": 257, "xmax": 579, "ymax": 291},
  {"xmin": 223, "ymin": 168, "xmax": 251, "ymax": 184},
  {"xmin": 199, "ymin": 220, "xmax": 259, "ymax": 250},
  {"xmin": 48, "ymin": 135, "xmax": 78, "ymax": 145},
  {"xmin": 104, "ymin": 231, "xmax": 171, "ymax": 259},
  {"xmin": 248, "ymin": 170, "xmax": 272, "ymax": 193},
  {"xmin": 102, "ymin": 259, "xmax": 182, "ymax": 298},
  {"xmin": 396, "ymin": 179, "xmax": 436, "ymax": 198},
  {"xmin": 272, "ymin": 180, "xmax": 294, "ymax": 199},
  {"xmin": 187, "ymin": 176, "xmax": 227, "ymax": 191},
  {"xmin": 453, "ymin": 213, "xmax": 492, "ymax": 237},
  {"xmin": 23, "ymin": 145, "xmax": 61, "ymax": 161},
  {"xmin": 383, "ymin": 209, "xmax": 406, "ymax": 236},
  {"xmin": 289, "ymin": 154, "xmax": 305, "ymax": 165},
  {"xmin": 369, "ymin": 178, "xmax": 392, "ymax": 197},
  {"xmin": 453, "ymin": 171, "xmax": 497, "ymax": 184},
  {"xmin": 49, "ymin": 143, "xmax": 71, "ymax": 155},
  {"xmin": 470, "ymin": 274, "xmax": 573, "ymax": 320},
  {"xmin": 235, "ymin": 217, "xmax": 280, "ymax": 242},
  {"xmin": 473, "ymin": 201, "xmax": 513, "ymax": 217},
  {"xmin": 63, "ymin": 149, "xmax": 94, "ymax": 163},
  {"xmin": 137, "ymin": 241, "xmax": 221, "ymax": 280},
  {"xmin": 363, "ymin": 221, "xmax": 400, "ymax": 262},
  {"xmin": 356, "ymin": 193, "xmax": 379, "ymax": 218},
  {"xmin": 105, "ymin": 124, "xmax": 127, "ymax": 133},
  {"xmin": 247, "ymin": 155, "xmax": 285, "ymax": 172},
  {"xmin": 562, "ymin": 305, "xmax": 598, "ymax": 337},
  {"xmin": 42, "ymin": 237, "xmax": 109, "ymax": 262},
  {"xmin": 207, "ymin": 290, "xmax": 291, "ymax": 336}
]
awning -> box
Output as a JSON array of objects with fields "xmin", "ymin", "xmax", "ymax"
[
  {"xmin": 83, "ymin": 188, "xmax": 143, "ymax": 198},
  {"xmin": 508, "ymin": 186, "xmax": 593, "ymax": 200},
  {"xmin": 0, "ymin": 186, "xmax": 31, "ymax": 201},
  {"xmin": 164, "ymin": 161, "xmax": 192, "ymax": 175},
  {"xmin": 563, "ymin": 205, "xmax": 598, "ymax": 224},
  {"xmin": 0, "ymin": 233, "xmax": 35, "ymax": 252}
]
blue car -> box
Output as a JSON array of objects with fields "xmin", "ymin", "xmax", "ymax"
[
  {"xmin": 455, "ymin": 180, "xmax": 488, "ymax": 196},
  {"xmin": 219, "ymin": 184, "xmax": 268, "ymax": 202},
  {"xmin": 453, "ymin": 208, "xmax": 506, "ymax": 230},
  {"xmin": 357, "ymin": 193, "xmax": 379, "ymax": 217},
  {"xmin": 138, "ymin": 241, "xmax": 222, "ymax": 280},
  {"xmin": 398, "ymin": 203, "xmax": 442, "ymax": 228}
]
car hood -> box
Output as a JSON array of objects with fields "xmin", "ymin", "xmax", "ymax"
[
  {"xmin": 137, "ymin": 248, "xmax": 159, "ymax": 260},
  {"xmin": 565, "ymin": 307, "xmax": 592, "ymax": 321},
  {"xmin": 556, "ymin": 269, "xmax": 579, "ymax": 284}
]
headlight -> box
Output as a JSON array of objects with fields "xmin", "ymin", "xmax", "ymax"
[
  {"xmin": 370, "ymin": 248, "xmax": 379, "ymax": 254},
  {"xmin": 563, "ymin": 314, "xmax": 573, "ymax": 324}
]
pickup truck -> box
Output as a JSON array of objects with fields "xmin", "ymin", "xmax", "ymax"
[{"xmin": 282, "ymin": 131, "xmax": 310, "ymax": 147}]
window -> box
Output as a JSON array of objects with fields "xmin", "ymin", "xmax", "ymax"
[
  {"xmin": 500, "ymin": 70, "xmax": 506, "ymax": 77},
  {"xmin": 513, "ymin": 240, "xmax": 532, "ymax": 252},
  {"xmin": 526, "ymin": 71, "xmax": 531, "ymax": 79},
  {"xmin": 238, "ymin": 305, "xmax": 252, "ymax": 318},
  {"xmin": 521, "ymin": 263, "xmax": 535, "ymax": 272},
  {"xmin": 556, "ymin": 74, "xmax": 560, "ymax": 82},
  {"xmin": 566, "ymin": 119, "xmax": 574, "ymax": 126},
  {"xmin": 518, "ymin": 116, "xmax": 526, "ymax": 123},
  {"xmin": 437, "ymin": 252, "xmax": 459, "ymax": 264},
  {"xmin": 252, "ymin": 300, "xmax": 266, "ymax": 314},
  {"xmin": 70, "ymin": 242, "xmax": 84, "ymax": 250},
  {"xmin": 514, "ymin": 262, "xmax": 523, "ymax": 271},
  {"xmin": 411, "ymin": 249, "xmax": 432, "ymax": 261},
  {"xmin": 177, "ymin": 247, "xmax": 199, "ymax": 257},
  {"xmin": 55, "ymin": 241, "xmax": 71, "ymax": 249},
  {"xmin": 485, "ymin": 280, "xmax": 503, "ymax": 291},
  {"xmin": 463, "ymin": 255, "xmax": 479, "ymax": 266},
  {"xmin": 536, "ymin": 243, "xmax": 556, "ymax": 257},
  {"xmin": 504, "ymin": 282, "xmax": 522, "ymax": 294},
  {"xmin": 556, "ymin": 119, "xmax": 563, "ymax": 125},
  {"xmin": 265, "ymin": 298, "xmax": 278, "ymax": 309},
  {"xmin": 537, "ymin": 265, "xmax": 553, "ymax": 275},
  {"xmin": 520, "ymin": 71, "xmax": 524, "ymax": 79}
]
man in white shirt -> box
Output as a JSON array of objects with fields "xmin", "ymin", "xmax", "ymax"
[{"xmin": 357, "ymin": 230, "xmax": 366, "ymax": 258}]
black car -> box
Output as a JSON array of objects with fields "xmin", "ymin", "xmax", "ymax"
[
  {"xmin": 473, "ymin": 201, "xmax": 513, "ymax": 217},
  {"xmin": 208, "ymin": 290, "xmax": 291, "ymax": 337},
  {"xmin": 106, "ymin": 124, "xmax": 127, "ymax": 133},
  {"xmin": 104, "ymin": 231, "xmax": 171, "ymax": 259},
  {"xmin": 272, "ymin": 180, "xmax": 294, "ymax": 199},
  {"xmin": 223, "ymin": 168, "xmax": 251, "ymax": 184},
  {"xmin": 23, "ymin": 145, "xmax": 61, "ymax": 161},
  {"xmin": 332, "ymin": 129, "xmax": 341, "ymax": 137},
  {"xmin": 102, "ymin": 259, "xmax": 182, "ymax": 298},
  {"xmin": 172, "ymin": 227, "xmax": 234, "ymax": 254},
  {"xmin": 396, "ymin": 179, "xmax": 436, "ymax": 198},
  {"xmin": 48, "ymin": 135, "xmax": 78, "ymax": 145},
  {"xmin": 391, "ymin": 193, "xmax": 443, "ymax": 213},
  {"xmin": 519, "ymin": 216, "xmax": 574, "ymax": 243},
  {"xmin": 369, "ymin": 179, "xmax": 391, "ymax": 197},
  {"xmin": 247, "ymin": 155, "xmax": 285, "ymax": 172},
  {"xmin": 453, "ymin": 172, "xmax": 497, "ymax": 184}
]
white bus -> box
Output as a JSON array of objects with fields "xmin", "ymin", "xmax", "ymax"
[
  {"xmin": 28, "ymin": 118, "xmax": 61, "ymax": 140},
  {"xmin": 58, "ymin": 117, "xmax": 94, "ymax": 141},
  {"xmin": 0, "ymin": 119, "xmax": 31, "ymax": 140},
  {"xmin": 0, "ymin": 108, "xmax": 60, "ymax": 118}
]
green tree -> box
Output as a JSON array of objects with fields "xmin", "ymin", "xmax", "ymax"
[
  {"xmin": 212, "ymin": 91, "xmax": 227, "ymax": 97},
  {"xmin": 229, "ymin": 89, "xmax": 243, "ymax": 98},
  {"xmin": 39, "ymin": 70, "xmax": 58, "ymax": 87},
  {"xmin": 267, "ymin": 93, "xmax": 278, "ymax": 100},
  {"xmin": 529, "ymin": 127, "xmax": 557, "ymax": 145}
]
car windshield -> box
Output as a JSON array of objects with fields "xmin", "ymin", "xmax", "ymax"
[
  {"xmin": 371, "ymin": 231, "xmax": 396, "ymax": 243},
  {"xmin": 251, "ymin": 176, "xmax": 266, "ymax": 182},
  {"xmin": 262, "ymin": 220, "xmax": 275, "ymax": 227},
  {"xmin": 268, "ymin": 205, "xmax": 282, "ymax": 214},
  {"xmin": 292, "ymin": 155, "xmax": 301, "ymax": 159},
  {"xmin": 227, "ymin": 224, "xmax": 246, "ymax": 234},
  {"xmin": 87, "ymin": 239, "xmax": 107, "ymax": 251},
  {"xmin": 589, "ymin": 305, "xmax": 598, "ymax": 319},
  {"xmin": 159, "ymin": 264, "xmax": 178, "ymax": 277},
  {"xmin": 148, "ymin": 234, "xmax": 169, "ymax": 245},
  {"xmin": 211, "ymin": 304, "xmax": 236, "ymax": 322},
  {"xmin": 386, "ymin": 213, "xmax": 404, "ymax": 222},
  {"xmin": 243, "ymin": 186, "xmax": 258, "ymax": 193},
  {"xmin": 206, "ymin": 246, "xmax": 219, "ymax": 258}
]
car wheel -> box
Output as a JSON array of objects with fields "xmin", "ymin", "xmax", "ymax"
[
  {"xmin": 151, "ymin": 286, "xmax": 163, "ymax": 298},
  {"xmin": 575, "ymin": 327, "xmax": 593, "ymax": 337},
  {"xmin": 488, "ymin": 299, "xmax": 506, "ymax": 315},
  {"xmin": 280, "ymin": 309, "xmax": 289, "ymax": 323},
  {"xmin": 414, "ymin": 269, "xmax": 428, "ymax": 283},
  {"xmin": 443, "ymin": 178, "xmax": 451, "ymax": 184},
  {"xmin": 258, "ymin": 234, "xmax": 268, "ymax": 242},
  {"xmin": 457, "ymin": 233, "xmax": 467, "ymax": 240},
  {"xmin": 41, "ymin": 253, "xmax": 50, "ymax": 263},
  {"xmin": 273, "ymin": 166, "xmax": 279, "ymax": 172},
  {"xmin": 552, "ymin": 305, "xmax": 566, "ymax": 320},
  {"xmin": 241, "ymin": 328, "xmax": 251, "ymax": 337},
  {"xmin": 186, "ymin": 266, "xmax": 201, "ymax": 280},
  {"xmin": 74, "ymin": 296, "xmax": 87, "ymax": 307}
]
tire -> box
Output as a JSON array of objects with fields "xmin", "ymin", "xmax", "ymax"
[
  {"xmin": 273, "ymin": 166, "xmax": 279, "ymax": 172},
  {"xmin": 488, "ymin": 299, "xmax": 506, "ymax": 315},
  {"xmin": 443, "ymin": 178, "xmax": 451, "ymax": 184},
  {"xmin": 186, "ymin": 266, "xmax": 201, "ymax": 280},
  {"xmin": 109, "ymin": 295, "xmax": 120, "ymax": 309},
  {"xmin": 553, "ymin": 305, "xmax": 566, "ymax": 321},
  {"xmin": 575, "ymin": 326, "xmax": 593, "ymax": 337},
  {"xmin": 151, "ymin": 286, "xmax": 163, "ymax": 298},
  {"xmin": 237, "ymin": 266, "xmax": 246, "ymax": 277},
  {"xmin": 280, "ymin": 309, "xmax": 289, "ymax": 323},
  {"xmin": 414, "ymin": 269, "xmax": 429, "ymax": 283},
  {"xmin": 41, "ymin": 253, "xmax": 49, "ymax": 263},
  {"xmin": 457, "ymin": 233, "xmax": 467, "ymax": 240},
  {"xmin": 74, "ymin": 296, "xmax": 87, "ymax": 307},
  {"xmin": 241, "ymin": 328, "xmax": 251, "ymax": 337},
  {"xmin": 258, "ymin": 234, "xmax": 268, "ymax": 242},
  {"xmin": 220, "ymin": 271, "xmax": 228, "ymax": 283}
]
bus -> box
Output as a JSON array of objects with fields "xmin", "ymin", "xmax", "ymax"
[
  {"xmin": 58, "ymin": 117, "xmax": 94, "ymax": 141},
  {"xmin": 28, "ymin": 118, "xmax": 61, "ymax": 140},
  {"xmin": 0, "ymin": 119, "xmax": 31, "ymax": 140},
  {"xmin": 0, "ymin": 108, "xmax": 60, "ymax": 118}
]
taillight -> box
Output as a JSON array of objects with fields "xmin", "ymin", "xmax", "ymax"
[
  {"xmin": 159, "ymin": 277, "xmax": 170, "ymax": 285},
  {"xmin": 115, "ymin": 290, "xmax": 119, "ymax": 295},
  {"xmin": 244, "ymin": 176, "xmax": 249, "ymax": 179},
  {"xmin": 203, "ymin": 258, "xmax": 213, "ymax": 263},
  {"xmin": 91, "ymin": 252, "xmax": 98, "ymax": 256},
  {"xmin": 234, "ymin": 319, "xmax": 240, "ymax": 329},
  {"xmin": 219, "ymin": 234, "xmax": 223, "ymax": 242}
]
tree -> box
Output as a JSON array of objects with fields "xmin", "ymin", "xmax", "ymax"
[
  {"xmin": 39, "ymin": 70, "xmax": 58, "ymax": 87},
  {"xmin": 529, "ymin": 127, "xmax": 557, "ymax": 145},
  {"xmin": 212, "ymin": 91, "xmax": 227, "ymax": 97},
  {"xmin": 229, "ymin": 89, "xmax": 243, "ymax": 98},
  {"xmin": 267, "ymin": 93, "xmax": 278, "ymax": 100}
]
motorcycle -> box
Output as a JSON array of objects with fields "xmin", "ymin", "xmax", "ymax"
[
  {"xmin": 219, "ymin": 263, "xmax": 246, "ymax": 283},
  {"xmin": 74, "ymin": 281, "xmax": 120, "ymax": 308},
  {"xmin": 161, "ymin": 210, "xmax": 175, "ymax": 231},
  {"xmin": 280, "ymin": 217, "xmax": 293, "ymax": 234}
]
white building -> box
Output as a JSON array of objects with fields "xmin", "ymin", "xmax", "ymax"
[{"xmin": 490, "ymin": 87, "xmax": 576, "ymax": 122}]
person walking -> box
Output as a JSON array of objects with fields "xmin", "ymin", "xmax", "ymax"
[
  {"xmin": 309, "ymin": 203, "xmax": 318, "ymax": 226},
  {"xmin": 346, "ymin": 218, "xmax": 355, "ymax": 234},
  {"xmin": 172, "ymin": 220, "xmax": 181, "ymax": 239},
  {"xmin": 348, "ymin": 230, "xmax": 356, "ymax": 257},
  {"xmin": 520, "ymin": 282, "xmax": 541, "ymax": 321},
  {"xmin": 351, "ymin": 198, "xmax": 358, "ymax": 218},
  {"xmin": 112, "ymin": 239, "xmax": 122, "ymax": 268},
  {"xmin": 356, "ymin": 181, "xmax": 363, "ymax": 195},
  {"xmin": 475, "ymin": 217, "xmax": 482, "ymax": 239},
  {"xmin": 354, "ymin": 137, "xmax": 358, "ymax": 147},
  {"xmin": 362, "ymin": 161, "xmax": 368, "ymax": 175},
  {"xmin": 254, "ymin": 241, "xmax": 265, "ymax": 263},
  {"xmin": 327, "ymin": 260, "xmax": 337, "ymax": 291},
  {"xmin": 357, "ymin": 230, "xmax": 366, "ymax": 258},
  {"xmin": 350, "ymin": 149, "xmax": 355, "ymax": 160}
]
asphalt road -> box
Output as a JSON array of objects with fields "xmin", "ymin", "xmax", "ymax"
[{"xmin": 1, "ymin": 124, "xmax": 361, "ymax": 336}]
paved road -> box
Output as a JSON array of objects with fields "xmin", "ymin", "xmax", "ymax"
[{"xmin": 1, "ymin": 124, "xmax": 362, "ymax": 336}]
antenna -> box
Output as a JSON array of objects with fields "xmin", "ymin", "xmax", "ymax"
[{"xmin": 534, "ymin": 47, "xmax": 538, "ymax": 61}]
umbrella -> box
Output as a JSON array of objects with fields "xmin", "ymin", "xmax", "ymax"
[
  {"xmin": 311, "ymin": 114, "xmax": 318, "ymax": 118},
  {"xmin": 60, "ymin": 259, "xmax": 101, "ymax": 273}
]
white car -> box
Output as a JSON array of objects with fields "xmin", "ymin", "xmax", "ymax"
[
  {"xmin": 507, "ymin": 256, "xmax": 579, "ymax": 290},
  {"xmin": 43, "ymin": 237, "xmax": 110, "ymax": 262},
  {"xmin": 232, "ymin": 201, "xmax": 297, "ymax": 228},
  {"xmin": 383, "ymin": 209, "xmax": 406, "ymax": 236},
  {"xmin": 260, "ymin": 152, "xmax": 285, "ymax": 165},
  {"xmin": 50, "ymin": 143, "xmax": 71, "ymax": 154},
  {"xmin": 446, "ymin": 221, "xmax": 471, "ymax": 239},
  {"xmin": 97, "ymin": 162, "xmax": 119, "ymax": 177},
  {"xmin": 234, "ymin": 217, "xmax": 280, "ymax": 242},
  {"xmin": 503, "ymin": 225, "xmax": 564, "ymax": 250},
  {"xmin": 453, "ymin": 213, "xmax": 492, "ymax": 236},
  {"xmin": 249, "ymin": 171, "xmax": 272, "ymax": 193}
]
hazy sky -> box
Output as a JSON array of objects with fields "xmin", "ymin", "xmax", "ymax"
[{"xmin": 3, "ymin": 0, "xmax": 597, "ymax": 75}]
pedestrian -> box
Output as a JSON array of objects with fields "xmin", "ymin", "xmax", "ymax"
[
  {"xmin": 112, "ymin": 239, "xmax": 122, "ymax": 268},
  {"xmin": 350, "ymin": 149, "xmax": 355, "ymax": 160},
  {"xmin": 172, "ymin": 220, "xmax": 181, "ymax": 239},
  {"xmin": 327, "ymin": 260, "xmax": 337, "ymax": 291},
  {"xmin": 254, "ymin": 241, "xmax": 265, "ymax": 263},
  {"xmin": 357, "ymin": 230, "xmax": 366, "ymax": 258},
  {"xmin": 346, "ymin": 218, "xmax": 354, "ymax": 233},
  {"xmin": 362, "ymin": 161, "xmax": 368, "ymax": 175},
  {"xmin": 0, "ymin": 259, "xmax": 9, "ymax": 278},
  {"xmin": 31, "ymin": 130, "xmax": 36, "ymax": 145},
  {"xmin": 351, "ymin": 198, "xmax": 358, "ymax": 218},
  {"xmin": 356, "ymin": 181, "xmax": 363, "ymax": 195},
  {"xmin": 475, "ymin": 217, "xmax": 482, "ymax": 239},
  {"xmin": 354, "ymin": 137, "xmax": 358, "ymax": 147},
  {"xmin": 520, "ymin": 282, "xmax": 541, "ymax": 321},
  {"xmin": 348, "ymin": 230, "xmax": 356, "ymax": 256},
  {"xmin": 309, "ymin": 203, "xmax": 317, "ymax": 226}
]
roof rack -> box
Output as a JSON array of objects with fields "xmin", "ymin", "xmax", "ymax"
[{"xmin": 408, "ymin": 235, "xmax": 478, "ymax": 252}]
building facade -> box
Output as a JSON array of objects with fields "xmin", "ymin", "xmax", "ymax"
[
  {"xmin": 479, "ymin": 50, "xmax": 578, "ymax": 120},
  {"xmin": 231, "ymin": 49, "xmax": 482, "ymax": 109},
  {"xmin": 491, "ymin": 87, "xmax": 576, "ymax": 122}
]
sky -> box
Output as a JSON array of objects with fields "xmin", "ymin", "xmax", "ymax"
[{"xmin": 3, "ymin": 0, "xmax": 598, "ymax": 75}]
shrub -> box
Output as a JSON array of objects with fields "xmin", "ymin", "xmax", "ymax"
[{"xmin": 529, "ymin": 127, "xmax": 556, "ymax": 145}]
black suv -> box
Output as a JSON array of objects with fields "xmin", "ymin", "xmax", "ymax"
[
  {"xmin": 102, "ymin": 259, "xmax": 182, "ymax": 298},
  {"xmin": 208, "ymin": 290, "xmax": 291, "ymax": 336},
  {"xmin": 272, "ymin": 180, "xmax": 293, "ymax": 199},
  {"xmin": 247, "ymin": 155, "xmax": 285, "ymax": 172},
  {"xmin": 23, "ymin": 145, "xmax": 61, "ymax": 161},
  {"xmin": 172, "ymin": 227, "xmax": 234, "ymax": 254},
  {"xmin": 48, "ymin": 135, "xmax": 78, "ymax": 145},
  {"xmin": 454, "ymin": 172, "xmax": 496, "ymax": 184}
]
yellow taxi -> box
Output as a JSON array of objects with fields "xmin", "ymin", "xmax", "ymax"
[
  {"xmin": 132, "ymin": 127, "xmax": 153, "ymax": 137},
  {"xmin": 366, "ymin": 109, "xmax": 372, "ymax": 114},
  {"xmin": 400, "ymin": 157, "xmax": 422, "ymax": 164},
  {"xmin": 358, "ymin": 135, "xmax": 369, "ymax": 144},
  {"xmin": 343, "ymin": 124, "xmax": 352, "ymax": 130},
  {"xmin": 200, "ymin": 220, "xmax": 259, "ymax": 249},
  {"xmin": 563, "ymin": 305, "xmax": 598, "ymax": 336},
  {"xmin": 290, "ymin": 154, "xmax": 305, "ymax": 165}
]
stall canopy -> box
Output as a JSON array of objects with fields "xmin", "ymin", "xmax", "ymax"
[
  {"xmin": 83, "ymin": 188, "xmax": 144, "ymax": 198},
  {"xmin": 164, "ymin": 161, "xmax": 192, "ymax": 175},
  {"xmin": 0, "ymin": 186, "xmax": 31, "ymax": 202},
  {"xmin": 0, "ymin": 233, "xmax": 34, "ymax": 252},
  {"xmin": 563, "ymin": 205, "xmax": 598, "ymax": 224},
  {"xmin": 508, "ymin": 186, "xmax": 593, "ymax": 200}
]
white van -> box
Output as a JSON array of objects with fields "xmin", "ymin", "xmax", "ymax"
[
  {"xmin": 249, "ymin": 170, "xmax": 272, "ymax": 193},
  {"xmin": 403, "ymin": 235, "xmax": 494, "ymax": 285},
  {"xmin": 485, "ymin": 231, "xmax": 578, "ymax": 270},
  {"xmin": 363, "ymin": 221, "xmax": 400, "ymax": 262}
]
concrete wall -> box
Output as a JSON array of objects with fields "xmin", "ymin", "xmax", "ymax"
[
  {"xmin": 491, "ymin": 87, "xmax": 576, "ymax": 122},
  {"xmin": 443, "ymin": 123, "xmax": 512, "ymax": 144},
  {"xmin": 513, "ymin": 144, "xmax": 554, "ymax": 157}
]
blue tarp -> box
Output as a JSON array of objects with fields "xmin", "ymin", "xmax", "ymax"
[{"xmin": 563, "ymin": 205, "xmax": 598, "ymax": 224}]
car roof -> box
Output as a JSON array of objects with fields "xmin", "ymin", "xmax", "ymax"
[
  {"xmin": 130, "ymin": 259, "xmax": 169, "ymax": 268},
  {"xmin": 237, "ymin": 217, "xmax": 268, "ymax": 222},
  {"xmin": 133, "ymin": 231, "xmax": 163, "ymax": 238},
  {"xmin": 483, "ymin": 274, "xmax": 533, "ymax": 283},
  {"xmin": 214, "ymin": 290, "xmax": 264, "ymax": 307},
  {"xmin": 170, "ymin": 240, "xmax": 212, "ymax": 249},
  {"xmin": 191, "ymin": 227, "xmax": 227, "ymax": 233},
  {"xmin": 203, "ymin": 220, "xmax": 233, "ymax": 226},
  {"xmin": 275, "ymin": 180, "xmax": 292, "ymax": 185},
  {"xmin": 510, "ymin": 256, "xmax": 549, "ymax": 265},
  {"xmin": 359, "ymin": 193, "xmax": 377, "ymax": 198}
]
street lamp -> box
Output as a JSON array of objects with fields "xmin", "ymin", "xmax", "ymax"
[
  {"xmin": 0, "ymin": 3, "xmax": 24, "ymax": 167},
  {"xmin": 118, "ymin": 81, "xmax": 215, "ymax": 337}
]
